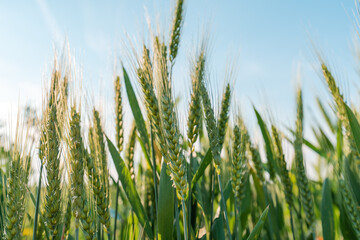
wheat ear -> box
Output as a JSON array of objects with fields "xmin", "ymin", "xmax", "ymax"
[
  {"xmin": 115, "ymin": 76, "xmax": 124, "ymax": 152},
  {"xmin": 43, "ymin": 105, "xmax": 63, "ymax": 238},
  {"xmin": 294, "ymin": 89, "xmax": 315, "ymax": 234}
]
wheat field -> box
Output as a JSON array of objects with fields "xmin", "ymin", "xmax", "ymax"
[{"xmin": 0, "ymin": 0, "xmax": 359, "ymax": 239}]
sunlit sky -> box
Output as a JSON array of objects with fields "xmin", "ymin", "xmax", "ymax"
[{"xmin": 0, "ymin": 0, "xmax": 359, "ymax": 173}]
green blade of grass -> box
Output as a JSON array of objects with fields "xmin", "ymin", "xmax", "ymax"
[
  {"xmin": 157, "ymin": 160, "xmax": 174, "ymax": 240},
  {"xmin": 192, "ymin": 182, "xmax": 211, "ymax": 232},
  {"xmin": 123, "ymin": 66, "xmax": 150, "ymax": 161},
  {"xmin": 137, "ymin": 134, "xmax": 159, "ymax": 173},
  {"xmin": 336, "ymin": 120, "xmax": 343, "ymax": 168},
  {"xmin": 211, "ymin": 215, "xmax": 226, "ymax": 240},
  {"xmin": 319, "ymin": 128, "xmax": 335, "ymax": 152},
  {"xmin": 321, "ymin": 178, "xmax": 335, "ymax": 240},
  {"xmin": 344, "ymin": 104, "xmax": 360, "ymax": 153},
  {"xmin": 247, "ymin": 206, "xmax": 269, "ymax": 240},
  {"xmin": 316, "ymin": 98, "xmax": 336, "ymax": 133},
  {"xmin": 106, "ymin": 135, "xmax": 154, "ymax": 240},
  {"xmin": 113, "ymin": 179, "xmax": 120, "ymax": 240},
  {"xmin": 240, "ymin": 175, "xmax": 252, "ymax": 230},
  {"xmin": 191, "ymin": 149, "xmax": 212, "ymax": 189},
  {"xmin": 218, "ymin": 175, "xmax": 231, "ymax": 238},
  {"xmin": 254, "ymin": 107, "xmax": 277, "ymax": 179},
  {"xmin": 32, "ymin": 163, "xmax": 43, "ymax": 240},
  {"xmin": 285, "ymin": 127, "xmax": 327, "ymax": 158},
  {"xmin": 303, "ymin": 138, "xmax": 327, "ymax": 159},
  {"xmin": 344, "ymin": 157, "xmax": 360, "ymax": 204},
  {"xmin": 111, "ymin": 176, "xmax": 129, "ymax": 206}
]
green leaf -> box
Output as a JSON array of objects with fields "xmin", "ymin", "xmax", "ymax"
[
  {"xmin": 262, "ymin": 187, "xmax": 277, "ymax": 239},
  {"xmin": 137, "ymin": 134, "xmax": 157, "ymax": 172},
  {"xmin": 285, "ymin": 127, "xmax": 327, "ymax": 158},
  {"xmin": 303, "ymin": 138, "xmax": 327, "ymax": 159},
  {"xmin": 254, "ymin": 108, "xmax": 277, "ymax": 179},
  {"xmin": 223, "ymin": 179, "xmax": 232, "ymax": 201},
  {"xmin": 191, "ymin": 149, "xmax": 212, "ymax": 189},
  {"xmin": 274, "ymin": 194, "xmax": 284, "ymax": 233},
  {"xmin": 110, "ymin": 176, "xmax": 129, "ymax": 206},
  {"xmin": 240, "ymin": 176, "xmax": 252, "ymax": 229},
  {"xmin": 106, "ymin": 135, "xmax": 154, "ymax": 239},
  {"xmin": 247, "ymin": 206, "xmax": 269, "ymax": 240},
  {"xmin": 250, "ymin": 168, "xmax": 266, "ymax": 209},
  {"xmin": 33, "ymin": 163, "xmax": 43, "ymax": 240},
  {"xmin": 344, "ymin": 156, "xmax": 360, "ymax": 204},
  {"xmin": 345, "ymin": 104, "xmax": 360, "ymax": 153},
  {"xmin": 193, "ymin": 180, "xmax": 211, "ymax": 229},
  {"xmin": 318, "ymin": 128, "xmax": 335, "ymax": 153},
  {"xmin": 157, "ymin": 161, "xmax": 174, "ymax": 240},
  {"xmin": 211, "ymin": 215, "xmax": 226, "ymax": 240},
  {"xmin": 123, "ymin": 67, "xmax": 151, "ymax": 161},
  {"xmin": 316, "ymin": 98, "xmax": 336, "ymax": 133},
  {"xmin": 336, "ymin": 120, "xmax": 343, "ymax": 164},
  {"xmin": 321, "ymin": 178, "xmax": 335, "ymax": 240}
]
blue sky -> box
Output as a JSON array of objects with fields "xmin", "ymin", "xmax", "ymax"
[{"xmin": 0, "ymin": 0, "xmax": 358, "ymax": 154}]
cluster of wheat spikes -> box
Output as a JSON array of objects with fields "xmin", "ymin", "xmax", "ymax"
[{"xmin": 1, "ymin": 0, "xmax": 360, "ymax": 239}]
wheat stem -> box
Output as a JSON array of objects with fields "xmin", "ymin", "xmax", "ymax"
[
  {"xmin": 182, "ymin": 199, "xmax": 188, "ymax": 240},
  {"xmin": 218, "ymin": 174, "xmax": 232, "ymax": 239},
  {"xmin": 174, "ymin": 190, "xmax": 181, "ymax": 240},
  {"xmin": 113, "ymin": 181, "xmax": 120, "ymax": 240},
  {"xmin": 32, "ymin": 163, "xmax": 43, "ymax": 240},
  {"xmin": 150, "ymin": 127, "xmax": 159, "ymax": 240},
  {"xmin": 209, "ymin": 164, "xmax": 215, "ymax": 240},
  {"xmin": 235, "ymin": 197, "xmax": 242, "ymax": 240}
]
